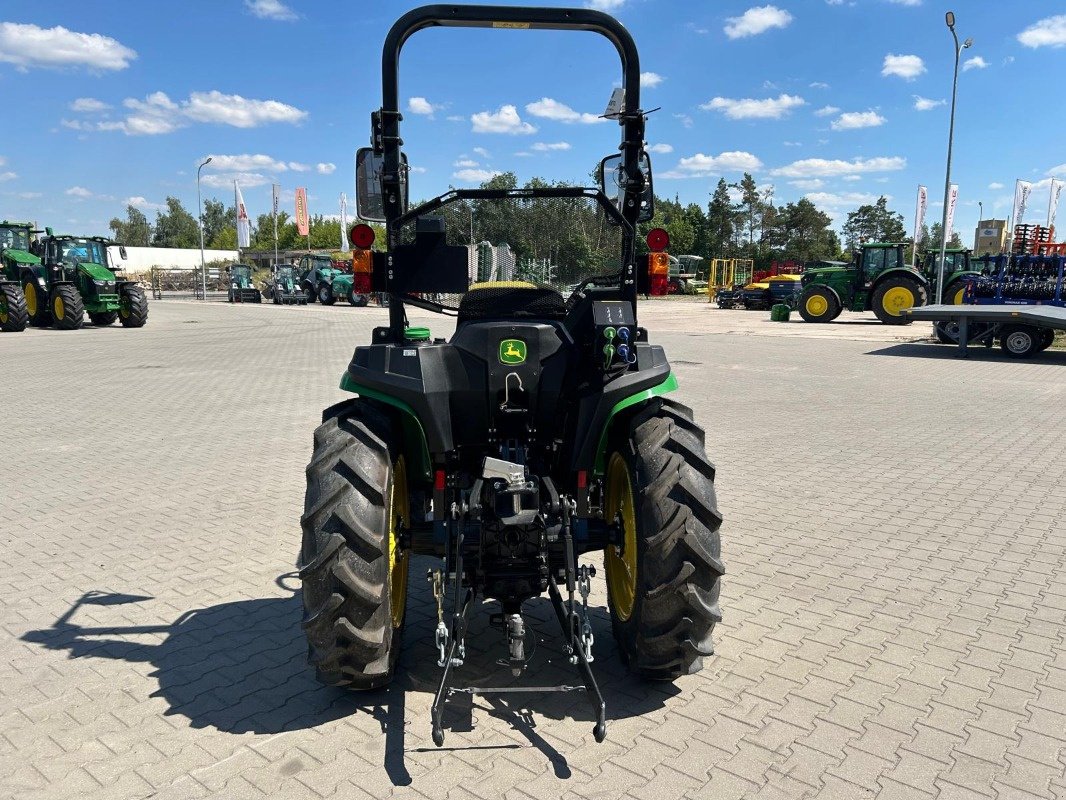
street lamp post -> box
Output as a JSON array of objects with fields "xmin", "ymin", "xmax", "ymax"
[
  {"xmin": 197, "ymin": 157, "xmax": 212, "ymax": 300},
  {"xmin": 935, "ymin": 11, "xmax": 972, "ymax": 305}
]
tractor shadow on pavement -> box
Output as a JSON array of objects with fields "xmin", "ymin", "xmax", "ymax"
[
  {"xmin": 866, "ymin": 342, "xmax": 1066, "ymax": 362},
  {"xmin": 21, "ymin": 558, "xmax": 676, "ymax": 784}
]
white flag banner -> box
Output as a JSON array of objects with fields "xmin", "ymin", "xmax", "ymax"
[
  {"xmin": 944, "ymin": 184, "xmax": 959, "ymax": 241},
  {"xmin": 913, "ymin": 185, "xmax": 928, "ymax": 247},
  {"xmin": 272, "ymin": 183, "xmax": 280, "ymax": 241},
  {"xmin": 1013, "ymin": 179, "xmax": 1033, "ymax": 227},
  {"xmin": 340, "ymin": 193, "xmax": 350, "ymax": 252},
  {"xmin": 1048, "ymin": 179, "xmax": 1064, "ymax": 230},
  {"xmin": 235, "ymin": 181, "xmax": 251, "ymax": 248}
]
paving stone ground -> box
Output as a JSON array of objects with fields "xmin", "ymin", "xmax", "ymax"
[{"xmin": 2, "ymin": 299, "xmax": 1064, "ymax": 800}]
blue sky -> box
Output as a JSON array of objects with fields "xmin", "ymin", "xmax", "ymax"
[{"xmin": 1, "ymin": 0, "xmax": 1064, "ymax": 242}]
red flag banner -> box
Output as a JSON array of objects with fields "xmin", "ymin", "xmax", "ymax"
[{"xmin": 295, "ymin": 187, "xmax": 309, "ymax": 236}]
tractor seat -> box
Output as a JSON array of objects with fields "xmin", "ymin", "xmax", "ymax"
[{"xmin": 457, "ymin": 281, "xmax": 566, "ymax": 322}]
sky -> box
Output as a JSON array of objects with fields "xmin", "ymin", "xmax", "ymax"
[{"xmin": 1, "ymin": 0, "xmax": 1064, "ymax": 243}]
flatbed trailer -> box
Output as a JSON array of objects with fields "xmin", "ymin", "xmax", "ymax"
[{"xmin": 901, "ymin": 304, "xmax": 1066, "ymax": 359}]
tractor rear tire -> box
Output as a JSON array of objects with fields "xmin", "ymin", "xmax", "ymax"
[
  {"xmin": 299, "ymin": 400, "xmax": 410, "ymax": 689},
  {"xmin": 318, "ymin": 284, "xmax": 336, "ymax": 306},
  {"xmin": 798, "ymin": 286, "xmax": 840, "ymax": 323},
  {"xmin": 0, "ymin": 284, "xmax": 28, "ymax": 332},
  {"xmin": 89, "ymin": 311, "xmax": 118, "ymax": 327},
  {"xmin": 119, "ymin": 286, "xmax": 149, "ymax": 328},
  {"xmin": 943, "ymin": 281, "xmax": 967, "ymax": 306},
  {"xmin": 22, "ymin": 276, "xmax": 51, "ymax": 327},
  {"xmin": 349, "ymin": 291, "xmax": 369, "ymax": 307},
  {"xmin": 999, "ymin": 325, "xmax": 1040, "ymax": 359},
  {"xmin": 51, "ymin": 285, "xmax": 84, "ymax": 330},
  {"xmin": 872, "ymin": 276, "xmax": 925, "ymax": 325},
  {"xmin": 605, "ymin": 399, "xmax": 724, "ymax": 680}
]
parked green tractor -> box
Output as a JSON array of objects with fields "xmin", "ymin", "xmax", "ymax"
[
  {"xmin": 0, "ymin": 220, "xmax": 34, "ymax": 332},
  {"xmin": 797, "ymin": 242, "xmax": 928, "ymax": 325},
  {"xmin": 27, "ymin": 231, "xmax": 148, "ymax": 329},
  {"xmin": 297, "ymin": 253, "xmax": 343, "ymax": 304},
  {"xmin": 226, "ymin": 264, "xmax": 262, "ymax": 303},
  {"xmin": 264, "ymin": 264, "xmax": 306, "ymax": 305},
  {"xmin": 920, "ymin": 247, "xmax": 982, "ymax": 305}
]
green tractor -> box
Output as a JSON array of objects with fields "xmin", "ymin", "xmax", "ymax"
[
  {"xmin": 298, "ymin": 4, "xmax": 723, "ymax": 748},
  {"xmin": 297, "ymin": 253, "xmax": 344, "ymax": 304},
  {"xmin": 797, "ymin": 242, "xmax": 928, "ymax": 325},
  {"xmin": 920, "ymin": 247, "xmax": 982, "ymax": 305},
  {"xmin": 264, "ymin": 263, "xmax": 307, "ymax": 305},
  {"xmin": 0, "ymin": 220, "xmax": 34, "ymax": 332},
  {"xmin": 226, "ymin": 264, "xmax": 262, "ymax": 303},
  {"xmin": 26, "ymin": 231, "xmax": 147, "ymax": 330}
]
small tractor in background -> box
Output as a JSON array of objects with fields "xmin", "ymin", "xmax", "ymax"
[
  {"xmin": 797, "ymin": 242, "xmax": 928, "ymax": 324},
  {"xmin": 298, "ymin": 253, "xmax": 345, "ymax": 304},
  {"xmin": 325, "ymin": 245, "xmax": 374, "ymax": 306},
  {"xmin": 227, "ymin": 264, "xmax": 262, "ymax": 303},
  {"xmin": 0, "ymin": 220, "xmax": 34, "ymax": 332},
  {"xmin": 920, "ymin": 247, "xmax": 983, "ymax": 305},
  {"xmin": 27, "ymin": 231, "xmax": 147, "ymax": 329},
  {"xmin": 264, "ymin": 263, "xmax": 306, "ymax": 305}
]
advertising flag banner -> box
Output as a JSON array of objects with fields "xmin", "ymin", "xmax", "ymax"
[
  {"xmin": 944, "ymin": 184, "xmax": 959, "ymax": 241},
  {"xmin": 1049, "ymin": 179, "xmax": 1064, "ymax": 229},
  {"xmin": 235, "ymin": 181, "xmax": 251, "ymax": 248},
  {"xmin": 340, "ymin": 193, "xmax": 350, "ymax": 252},
  {"xmin": 1013, "ymin": 179, "xmax": 1033, "ymax": 227},
  {"xmin": 913, "ymin": 185, "xmax": 928, "ymax": 248},
  {"xmin": 295, "ymin": 187, "xmax": 309, "ymax": 236},
  {"xmin": 272, "ymin": 184, "xmax": 280, "ymax": 216}
]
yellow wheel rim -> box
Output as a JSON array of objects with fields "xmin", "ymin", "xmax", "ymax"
[
  {"xmin": 951, "ymin": 287, "xmax": 964, "ymax": 305},
  {"xmin": 387, "ymin": 456, "xmax": 410, "ymax": 629},
  {"xmin": 881, "ymin": 286, "xmax": 915, "ymax": 315},
  {"xmin": 604, "ymin": 453, "xmax": 638, "ymax": 622},
  {"xmin": 805, "ymin": 294, "xmax": 828, "ymax": 317},
  {"xmin": 54, "ymin": 294, "xmax": 65, "ymax": 319},
  {"xmin": 24, "ymin": 283, "xmax": 36, "ymax": 316}
]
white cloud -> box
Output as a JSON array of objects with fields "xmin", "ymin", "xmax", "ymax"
[
  {"xmin": 789, "ymin": 179, "xmax": 824, "ymax": 190},
  {"xmin": 814, "ymin": 105, "xmax": 840, "ymax": 117},
  {"xmin": 770, "ymin": 156, "xmax": 906, "ymax": 177},
  {"xmin": 525, "ymin": 97, "xmax": 603, "ymax": 124},
  {"xmin": 288, "ymin": 162, "xmax": 310, "ymax": 171},
  {"xmin": 805, "ymin": 191, "xmax": 884, "ymax": 208},
  {"xmin": 661, "ymin": 151, "xmax": 763, "ymax": 179},
  {"xmin": 674, "ymin": 113, "xmax": 694, "ymax": 128},
  {"xmin": 184, "ymin": 91, "xmax": 306, "ymax": 128},
  {"xmin": 123, "ymin": 196, "xmax": 165, "ymax": 211},
  {"xmin": 70, "ymin": 97, "xmax": 110, "ymax": 113},
  {"xmin": 0, "ymin": 171, "xmax": 17, "ymax": 182},
  {"xmin": 882, "ymin": 53, "xmax": 926, "ymax": 80},
  {"xmin": 1046, "ymin": 164, "xmax": 1066, "ymax": 176},
  {"xmin": 316, "ymin": 162, "xmax": 335, "ymax": 175},
  {"xmin": 408, "ymin": 96, "xmax": 437, "ymax": 117},
  {"xmin": 830, "ymin": 111, "xmax": 886, "ymax": 130},
  {"xmin": 453, "ymin": 168, "xmax": 501, "ymax": 183},
  {"xmin": 17, "ymin": 191, "xmax": 42, "ymax": 199},
  {"xmin": 962, "ymin": 56, "xmax": 988, "ymax": 72},
  {"xmin": 1018, "ymin": 15, "xmax": 1066, "ymax": 48},
  {"xmin": 648, "ymin": 143, "xmax": 673, "ymax": 154},
  {"xmin": 585, "ymin": 0, "xmax": 627, "ymax": 9},
  {"xmin": 724, "ymin": 5, "xmax": 793, "ymax": 39},
  {"xmin": 887, "ymin": 0, "xmax": 921, "ymax": 6},
  {"xmin": 65, "ymin": 186, "xmax": 93, "ymax": 198},
  {"xmin": 809, "ymin": 81, "xmax": 830, "ymax": 90},
  {"xmin": 913, "ymin": 96, "xmax": 945, "ymax": 111},
  {"xmin": 783, "ymin": 141, "xmax": 802, "ymax": 147},
  {"xmin": 472, "ymin": 147, "xmax": 491, "ymax": 159},
  {"xmin": 86, "ymin": 91, "xmax": 307, "ymax": 135},
  {"xmin": 842, "ymin": 175, "xmax": 862, "ymax": 182},
  {"xmin": 640, "ymin": 72, "xmax": 664, "ymax": 88},
  {"xmin": 202, "ymin": 154, "xmax": 290, "ymax": 173},
  {"xmin": 454, "ymin": 158, "xmax": 479, "ymax": 168},
  {"xmin": 531, "ymin": 142, "xmax": 571, "ymax": 152},
  {"xmin": 201, "ymin": 172, "xmax": 271, "ymax": 189},
  {"xmin": 0, "ymin": 22, "xmax": 136, "ymax": 72},
  {"xmin": 472, "ymin": 104, "xmax": 537, "ymax": 134},
  {"xmin": 700, "ymin": 93, "xmax": 805, "ymax": 120},
  {"xmin": 245, "ymin": 0, "xmax": 297, "ymax": 20},
  {"xmin": 988, "ymin": 182, "xmax": 1005, "ymax": 189}
]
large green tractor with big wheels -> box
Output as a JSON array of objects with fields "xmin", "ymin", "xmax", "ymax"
[
  {"xmin": 0, "ymin": 220, "xmax": 34, "ymax": 333},
  {"xmin": 25, "ymin": 231, "xmax": 148, "ymax": 329},
  {"xmin": 798, "ymin": 242, "xmax": 929, "ymax": 325},
  {"xmin": 297, "ymin": 4, "xmax": 723, "ymax": 748}
]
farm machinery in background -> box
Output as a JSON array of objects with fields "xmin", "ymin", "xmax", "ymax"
[
  {"xmin": 714, "ymin": 260, "xmax": 803, "ymax": 310},
  {"xmin": 0, "ymin": 220, "xmax": 36, "ymax": 332},
  {"xmin": 264, "ymin": 263, "xmax": 307, "ymax": 305},
  {"xmin": 323, "ymin": 244, "xmax": 374, "ymax": 306},
  {"xmin": 227, "ymin": 264, "xmax": 262, "ymax": 303}
]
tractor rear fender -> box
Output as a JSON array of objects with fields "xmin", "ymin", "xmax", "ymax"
[
  {"xmin": 334, "ymin": 376, "xmax": 432, "ymax": 483},
  {"xmin": 592, "ymin": 373, "xmax": 678, "ymax": 476},
  {"xmin": 872, "ymin": 268, "xmax": 929, "ymax": 291},
  {"xmin": 805, "ymin": 282, "xmax": 843, "ymax": 308}
]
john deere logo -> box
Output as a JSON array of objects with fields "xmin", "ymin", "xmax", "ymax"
[{"xmin": 499, "ymin": 339, "xmax": 527, "ymax": 364}]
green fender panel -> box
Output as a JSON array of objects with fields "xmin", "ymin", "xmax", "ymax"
[
  {"xmin": 593, "ymin": 373, "xmax": 678, "ymax": 475},
  {"xmin": 339, "ymin": 372, "xmax": 432, "ymax": 481}
]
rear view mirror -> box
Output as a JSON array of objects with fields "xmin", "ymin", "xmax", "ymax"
[
  {"xmin": 598, "ymin": 152, "xmax": 654, "ymax": 224},
  {"xmin": 356, "ymin": 148, "xmax": 409, "ymax": 223}
]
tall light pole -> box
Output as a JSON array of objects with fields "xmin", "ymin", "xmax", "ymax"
[
  {"xmin": 197, "ymin": 157, "xmax": 212, "ymax": 300},
  {"xmin": 935, "ymin": 11, "xmax": 972, "ymax": 305}
]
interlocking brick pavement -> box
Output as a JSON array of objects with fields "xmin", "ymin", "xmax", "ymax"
[{"xmin": 2, "ymin": 300, "xmax": 1064, "ymax": 799}]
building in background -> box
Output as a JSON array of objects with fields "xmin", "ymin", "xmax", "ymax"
[{"xmin": 973, "ymin": 219, "xmax": 1009, "ymax": 256}]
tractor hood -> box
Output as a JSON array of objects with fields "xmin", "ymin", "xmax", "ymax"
[
  {"xmin": 3, "ymin": 249, "xmax": 40, "ymax": 265},
  {"xmin": 802, "ymin": 265, "xmax": 849, "ymax": 284},
  {"xmin": 78, "ymin": 262, "xmax": 116, "ymax": 281}
]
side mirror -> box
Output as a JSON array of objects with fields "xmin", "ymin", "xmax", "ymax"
[
  {"xmin": 355, "ymin": 147, "xmax": 409, "ymax": 223},
  {"xmin": 598, "ymin": 152, "xmax": 654, "ymax": 225},
  {"xmin": 119, "ymin": 245, "xmax": 128, "ymax": 260}
]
